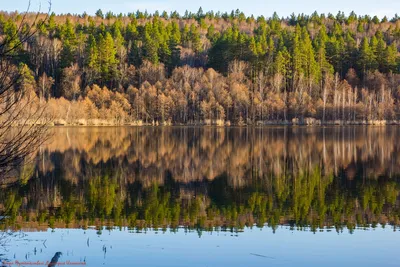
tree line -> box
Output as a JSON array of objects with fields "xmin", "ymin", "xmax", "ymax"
[{"xmin": 1, "ymin": 9, "xmax": 400, "ymax": 124}]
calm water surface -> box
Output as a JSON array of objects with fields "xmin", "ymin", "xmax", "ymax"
[{"xmin": 1, "ymin": 126, "xmax": 400, "ymax": 266}]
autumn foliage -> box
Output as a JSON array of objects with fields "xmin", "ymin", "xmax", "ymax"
[{"xmin": 1, "ymin": 9, "xmax": 400, "ymax": 125}]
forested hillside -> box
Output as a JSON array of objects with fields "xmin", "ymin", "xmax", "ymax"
[{"xmin": 2, "ymin": 9, "xmax": 400, "ymax": 125}]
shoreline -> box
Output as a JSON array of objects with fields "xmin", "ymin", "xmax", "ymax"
[
  {"xmin": 42, "ymin": 119, "xmax": 400, "ymax": 127},
  {"xmin": 10, "ymin": 118, "xmax": 400, "ymax": 127}
]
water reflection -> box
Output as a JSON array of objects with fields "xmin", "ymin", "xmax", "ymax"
[{"xmin": 1, "ymin": 126, "xmax": 400, "ymax": 233}]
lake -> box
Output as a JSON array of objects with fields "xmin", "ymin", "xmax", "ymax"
[{"xmin": 1, "ymin": 126, "xmax": 400, "ymax": 266}]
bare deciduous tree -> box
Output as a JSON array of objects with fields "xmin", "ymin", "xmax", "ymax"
[{"xmin": 0, "ymin": 0, "xmax": 52, "ymax": 183}]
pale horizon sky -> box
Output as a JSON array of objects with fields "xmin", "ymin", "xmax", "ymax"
[{"xmin": 4, "ymin": 0, "xmax": 400, "ymax": 19}]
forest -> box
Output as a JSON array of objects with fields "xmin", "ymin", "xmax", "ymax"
[{"xmin": 2, "ymin": 9, "xmax": 400, "ymax": 125}]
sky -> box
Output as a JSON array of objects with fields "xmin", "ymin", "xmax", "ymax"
[{"xmin": 4, "ymin": 0, "xmax": 400, "ymax": 19}]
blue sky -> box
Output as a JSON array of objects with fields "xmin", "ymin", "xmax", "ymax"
[{"xmin": 4, "ymin": 0, "xmax": 400, "ymax": 18}]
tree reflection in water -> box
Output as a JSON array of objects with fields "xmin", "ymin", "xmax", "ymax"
[{"xmin": 1, "ymin": 126, "xmax": 400, "ymax": 233}]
